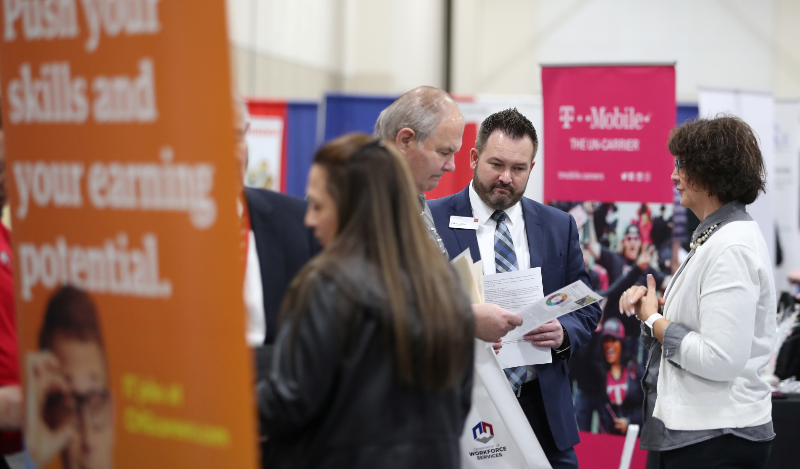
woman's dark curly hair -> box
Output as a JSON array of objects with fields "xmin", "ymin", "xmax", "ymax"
[{"xmin": 668, "ymin": 114, "xmax": 766, "ymax": 205}]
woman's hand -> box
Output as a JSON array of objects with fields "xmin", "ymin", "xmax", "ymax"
[{"xmin": 619, "ymin": 274, "xmax": 664, "ymax": 321}]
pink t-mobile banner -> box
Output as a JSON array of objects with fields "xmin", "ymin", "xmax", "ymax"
[{"xmin": 542, "ymin": 65, "xmax": 676, "ymax": 203}]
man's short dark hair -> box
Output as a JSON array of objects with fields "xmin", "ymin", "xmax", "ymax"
[
  {"xmin": 39, "ymin": 285, "xmax": 105, "ymax": 351},
  {"xmin": 475, "ymin": 108, "xmax": 538, "ymax": 159},
  {"xmin": 668, "ymin": 115, "xmax": 766, "ymax": 205}
]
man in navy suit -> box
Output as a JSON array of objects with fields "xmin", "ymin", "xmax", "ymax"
[
  {"xmin": 235, "ymin": 99, "xmax": 319, "ymax": 469},
  {"xmin": 245, "ymin": 187, "xmax": 319, "ymax": 347},
  {"xmin": 429, "ymin": 108, "xmax": 601, "ymax": 469},
  {"xmin": 233, "ymin": 98, "xmax": 319, "ymax": 359}
]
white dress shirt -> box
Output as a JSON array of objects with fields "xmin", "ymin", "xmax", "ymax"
[
  {"xmin": 468, "ymin": 183, "xmax": 530, "ymax": 274},
  {"xmin": 244, "ymin": 230, "xmax": 266, "ymax": 346},
  {"xmin": 469, "ymin": 183, "xmax": 539, "ymax": 384}
]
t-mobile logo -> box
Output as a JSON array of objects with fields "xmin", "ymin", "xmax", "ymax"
[{"xmin": 559, "ymin": 105, "xmax": 575, "ymax": 129}]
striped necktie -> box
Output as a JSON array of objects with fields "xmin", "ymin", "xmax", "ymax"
[{"xmin": 491, "ymin": 211, "xmax": 528, "ymax": 394}]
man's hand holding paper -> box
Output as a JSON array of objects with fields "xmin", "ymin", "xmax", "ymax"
[
  {"xmin": 451, "ymin": 248, "xmax": 601, "ymax": 363},
  {"xmin": 473, "ymin": 303, "xmax": 523, "ymax": 343},
  {"xmin": 450, "ymin": 249, "xmax": 524, "ymax": 343},
  {"xmin": 502, "ymin": 280, "xmax": 601, "ymax": 343},
  {"xmin": 480, "ymin": 267, "xmax": 553, "ymax": 365},
  {"xmin": 494, "ymin": 280, "xmax": 602, "ymax": 367},
  {"xmin": 525, "ymin": 319, "xmax": 564, "ymax": 349}
]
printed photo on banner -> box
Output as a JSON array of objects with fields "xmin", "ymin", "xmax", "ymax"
[
  {"xmin": 550, "ymin": 200, "xmax": 680, "ymax": 437},
  {"xmin": 27, "ymin": 286, "xmax": 114, "ymax": 469},
  {"xmin": 0, "ymin": 0, "xmax": 259, "ymax": 467}
]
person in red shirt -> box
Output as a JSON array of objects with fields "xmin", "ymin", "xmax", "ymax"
[{"xmin": 0, "ymin": 128, "xmax": 24, "ymax": 460}]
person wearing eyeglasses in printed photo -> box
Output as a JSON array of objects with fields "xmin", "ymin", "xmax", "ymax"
[
  {"xmin": 26, "ymin": 286, "xmax": 114, "ymax": 469},
  {"xmin": 586, "ymin": 219, "xmax": 666, "ymax": 293}
]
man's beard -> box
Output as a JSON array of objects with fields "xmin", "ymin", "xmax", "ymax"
[{"xmin": 472, "ymin": 169, "xmax": 526, "ymax": 211}]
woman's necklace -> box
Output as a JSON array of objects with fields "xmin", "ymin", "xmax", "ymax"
[{"xmin": 689, "ymin": 223, "xmax": 720, "ymax": 250}]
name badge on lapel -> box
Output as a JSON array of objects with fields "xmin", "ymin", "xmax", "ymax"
[{"xmin": 449, "ymin": 216, "xmax": 479, "ymax": 230}]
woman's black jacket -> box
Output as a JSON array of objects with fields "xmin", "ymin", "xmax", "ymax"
[{"xmin": 257, "ymin": 259, "xmax": 475, "ymax": 469}]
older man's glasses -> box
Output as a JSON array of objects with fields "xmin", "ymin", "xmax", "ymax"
[{"xmin": 44, "ymin": 389, "xmax": 112, "ymax": 431}]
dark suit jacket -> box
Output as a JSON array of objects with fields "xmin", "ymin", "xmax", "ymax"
[
  {"xmin": 428, "ymin": 186, "xmax": 602, "ymax": 451},
  {"xmin": 245, "ymin": 188, "xmax": 320, "ymax": 346}
]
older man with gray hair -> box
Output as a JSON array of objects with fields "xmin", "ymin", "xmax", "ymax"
[{"xmin": 375, "ymin": 86, "xmax": 522, "ymax": 343}]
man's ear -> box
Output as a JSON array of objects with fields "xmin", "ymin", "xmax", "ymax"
[
  {"xmin": 395, "ymin": 128, "xmax": 416, "ymax": 153},
  {"xmin": 529, "ymin": 160, "xmax": 536, "ymax": 175},
  {"xmin": 469, "ymin": 148, "xmax": 479, "ymax": 170}
]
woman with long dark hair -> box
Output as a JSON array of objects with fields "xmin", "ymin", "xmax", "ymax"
[
  {"xmin": 257, "ymin": 134, "xmax": 474, "ymax": 468},
  {"xmin": 622, "ymin": 115, "xmax": 775, "ymax": 469}
]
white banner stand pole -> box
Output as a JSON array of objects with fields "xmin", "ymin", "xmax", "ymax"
[{"xmin": 618, "ymin": 424, "xmax": 640, "ymax": 469}]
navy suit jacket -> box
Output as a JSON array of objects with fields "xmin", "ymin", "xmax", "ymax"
[
  {"xmin": 428, "ymin": 186, "xmax": 602, "ymax": 451},
  {"xmin": 245, "ymin": 188, "xmax": 320, "ymax": 346}
]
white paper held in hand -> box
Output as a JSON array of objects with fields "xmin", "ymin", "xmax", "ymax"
[
  {"xmin": 496, "ymin": 280, "xmax": 602, "ymax": 368},
  {"xmin": 450, "ymin": 248, "xmax": 483, "ymax": 304},
  {"xmin": 503, "ymin": 280, "xmax": 602, "ymax": 344},
  {"xmin": 483, "ymin": 268, "xmax": 543, "ymax": 312},
  {"xmin": 483, "ymin": 268, "xmax": 552, "ymax": 367}
]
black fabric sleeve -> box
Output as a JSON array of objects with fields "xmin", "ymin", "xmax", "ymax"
[{"xmin": 598, "ymin": 246, "xmax": 625, "ymax": 283}]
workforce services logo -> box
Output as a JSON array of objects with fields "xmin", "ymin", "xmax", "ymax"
[{"xmin": 472, "ymin": 421, "xmax": 494, "ymax": 444}]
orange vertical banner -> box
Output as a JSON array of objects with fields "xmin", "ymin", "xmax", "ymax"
[{"xmin": 0, "ymin": 1, "xmax": 257, "ymax": 468}]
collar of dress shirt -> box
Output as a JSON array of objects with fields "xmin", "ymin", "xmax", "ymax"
[{"xmin": 468, "ymin": 182, "xmax": 523, "ymax": 227}]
